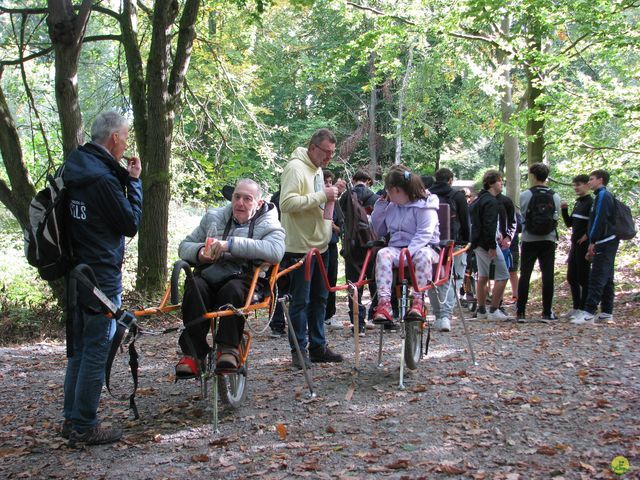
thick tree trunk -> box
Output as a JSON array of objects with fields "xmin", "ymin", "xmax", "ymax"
[
  {"xmin": 133, "ymin": 0, "xmax": 200, "ymax": 293},
  {"xmin": 0, "ymin": 85, "xmax": 35, "ymax": 230},
  {"xmin": 497, "ymin": 14, "xmax": 521, "ymax": 205},
  {"xmin": 47, "ymin": 0, "xmax": 93, "ymax": 157},
  {"xmin": 525, "ymin": 29, "xmax": 545, "ymax": 186},
  {"xmin": 367, "ymin": 51, "xmax": 378, "ymax": 174},
  {"xmin": 395, "ymin": 47, "xmax": 413, "ymax": 165}
]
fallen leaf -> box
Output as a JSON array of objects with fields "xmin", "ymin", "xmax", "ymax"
[
  {"xmin": 386, "ymin": 459, "xmax": 410, "ymax": 469},
  {"xmin": 276, "ymin": 423, "xmax": 287, "ymax": 440},
  {"xmin": 191, "ymin": 454, "xmax": 209, "ymax": 463},
  {"xmin": 536, "ymin": 445, "xmax": 557, "ymax": 456}
]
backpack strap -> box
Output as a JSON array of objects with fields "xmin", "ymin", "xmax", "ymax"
[{"xmin": 67, "ymin": 264, "xmax": 140, "ymax": 419}]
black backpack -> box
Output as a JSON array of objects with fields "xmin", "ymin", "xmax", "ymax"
[
  {"xmin": 342, "ymin": 185, "xmax": 377, "ymax": 263},
  {"xmin": 24, "ymin": 165, "xmax": 74, "ymax": 280},
  {"xmin": 525, "ymin": 186, "xmax": 557, "ymax": 235},
  {"xmin": 613, "ymin": 196, "xmax": 637, "ymax": 240},
  {"xmin": 436, "ymin": 189, "xmax": 460, "ymax": 240}
]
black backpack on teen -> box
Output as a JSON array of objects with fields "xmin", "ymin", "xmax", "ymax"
[
  {"xmin": 342, "ymin": 184, "xmax": 378, "ymax": 264},
  {"xmin": 436, "ymin": 189, "xmax": 461, "ymax": 241},
  {"xmin": 525, "ymin": 186, "xmax": 557, "ymax": 235}
]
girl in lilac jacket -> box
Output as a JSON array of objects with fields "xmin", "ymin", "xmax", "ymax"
[{"xmin": 371, "ymin": 166, "xmax": 440, "ymax": 323}]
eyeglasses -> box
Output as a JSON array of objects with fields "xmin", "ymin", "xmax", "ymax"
[{"xmin": 314, "ymin": 144, "xmax": 335, "ymax": 158}]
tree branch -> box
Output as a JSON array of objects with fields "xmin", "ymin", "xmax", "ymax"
[
  {"xmin": 345, "ymin": 1, "xmax": 416, "ymax": 25},
  {"xmin": 0, "ymin": 46, "xmax": 54, "ymax": 66},
  {"xmin": 168, "ymin": 0, "xmax": 200, "ymax": 105},
  {"xmin": 580, "ymin": 143, "xmax": 640, "ymax": 156},
  {"xmin": 0, "ymin": 6, "xmax": 47, "ymax": 14},
  {"xmin": 449, "ymin": 31, "xmax": 499, "ymax": 48}
]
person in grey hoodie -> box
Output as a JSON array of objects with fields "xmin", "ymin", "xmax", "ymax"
[
  {"xmin": 371, "ymin": 166, "xmax": 440, "ymax": 324},
  {"xmin": 176, "ymin": 179, "xmax": 285, "ymax": 375},
  {"xmin": 516, "ymin": 163, "xmax": 562, "ymax": 323}
]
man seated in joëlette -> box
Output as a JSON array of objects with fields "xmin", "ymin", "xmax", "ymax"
[{"xmin": 175, "ymin": 179, "xmax": 285, "ymax": 375}]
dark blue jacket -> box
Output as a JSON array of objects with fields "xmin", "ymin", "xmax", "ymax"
[
  {"xmin": 63, "ymin": 142, "xmax": 143, "ymax": 296},
  {"xmin": 588, "ymin": 186, "xmax": 615, "ymax": 245}
]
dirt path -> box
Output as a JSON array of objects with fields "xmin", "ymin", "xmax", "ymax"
[{"xmin": 0, "ymin": 291, "xmax": 638, "ymax": 479}]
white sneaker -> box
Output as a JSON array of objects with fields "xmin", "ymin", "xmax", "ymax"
[
  {"xmin": 570, "ymin": 310, "xmax": 594, "ymax": 325},
  {"xmin": 434, "ymin": 317, "xmax": 451, "ymax": 332},
  {"xmin": 475, "ymin": 309, "xmax": 488, "ymax": 320},
  {"xmin": 325, "ymin": 317, "xmax": 344, "ymax": 330},
  {"xmin": 487, "ymin": 308, "xmax": 510, "ymax": 321},
  {"xmin": 594, "ymin": 312, "xmax": 614, "ymax": 324},
  {"xmin": 564, "ymin": 309, "xmax": 580, "ymax": 319}
]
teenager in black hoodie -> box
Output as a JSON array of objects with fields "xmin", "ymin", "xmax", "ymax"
[{"xmin": 561, "ymin": 175, "xmax": 593, "ymax": 318}]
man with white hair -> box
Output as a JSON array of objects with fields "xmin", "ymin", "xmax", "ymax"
[
  {"xmin": 61, "ymin": 110, "xmax": 143, "ymax": 446},
  {"xmin": 176, "ymin": 179, "xmax": 285, "ymax": 375}
]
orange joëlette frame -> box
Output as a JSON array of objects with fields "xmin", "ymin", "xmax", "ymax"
[{"xmin": 128, "ymin": 261, "xmax": 305, "ymax": 366}]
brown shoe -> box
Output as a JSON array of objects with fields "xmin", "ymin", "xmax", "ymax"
[
  {"xmin": 216, "ymin": 346, "xmax": 240, "ymax": 370},
  {"xmin": 68, "ymin": 424, "xmax": 122, "ymax": 447}
]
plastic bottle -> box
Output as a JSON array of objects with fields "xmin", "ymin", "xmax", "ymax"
[{"xmin": 205, "ymin": 222, "xmax": 218, "ymax": 256}]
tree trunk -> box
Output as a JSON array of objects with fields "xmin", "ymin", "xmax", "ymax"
[
  {"xmin": 0, "ymin": 85, "xmax": 35, "ymax": 230},
  {"xmin": 525, "ymin": 27, "xmax": 545, "ymax": 186},
  {"xmin": 47, "ymin": 0, "xmax": 93, "ymax": 157},
  {"xmin": 395, "ymin": 47, "xmax": 413, "ymax": 165},
  {"xmin": 367, "ymin": 51, "xmax": 378, "ymax": 175},
  {"xmin": 497, "ymin": 14, "xmax": 521, "ymax": 205},
  {"xmin": 130, "ymin": 0, "xmax": 200, "ymax": 293}
]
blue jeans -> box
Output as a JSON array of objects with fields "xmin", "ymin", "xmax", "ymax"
[
  {"xmin": 287, "ymin": 251, "xmax": 329, "ymax": 354},
  {"xmin": 428, "ymin": 250, "xmax": 467, "ymax": 320},
  {"xmin": 585, "ymin": 239, "xmax": 619, "ymax": 315},
  {"xmin": 63, "ymin": 294, "xmax": 119, "ymax": 433}
]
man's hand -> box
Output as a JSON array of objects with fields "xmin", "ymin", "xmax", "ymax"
[
  {"xmin": 331, "ymin": 223, "xmax": 340, "ymax": 235},
  {"xmin": 499, "ymin": 236, "xmax": 511, "ymax": 249},
  {"xmin": 586, "ymin": 243, "xmax": 595, "ymax": 261},
  {"xmin": 199, "ymin": 239, "xmax": 229, "ymax": 263},
  {"xmin": 560, "ymin": 201, "xmax": 568, "ymax": 209},
  {"xmin": 577, "ymin": 234, "xmax": 588, "ymax": 245},
  {"xmin": 488, "ymin": 248, "xmax": 497, "ymax": 259},
  {"xmin": 334, "ymin": 179, "xmax": 347, "ymax": 195},
  {"xmin": 127, "ymin": 156, "xmax": 142, "ymax": 179},
  {"xmin": 324, "ymin": 185, "xmax": 339, "ymax": 202}
]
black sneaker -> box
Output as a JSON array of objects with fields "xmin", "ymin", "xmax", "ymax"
[
  {"xmin": 270, "ymin": 328, "xmax": 286, "ymax": 338},
  {"xmin": 540, "ymin": 312, "xmax": 559, "ymax": 323},
  {"xmin": 291, "ymin": 350, "xmax": 311, "ymax": 370},
  {"xmin": 68, "ymin": 424, "xmax": 122, "ymax": 447},
  {"xmin": 309, "ymin": 345, "xmax": 343, "ymax": 363},
  {"xmin": 516, "ymin": 312, "xmax": 527, "ymax": 323},
  {"xmin": 60, "ymin": 419, "xmax": 72, "ymax": 439}
]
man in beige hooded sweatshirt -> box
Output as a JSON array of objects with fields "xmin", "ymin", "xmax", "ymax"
[{"xmin": 280, "ymin": 128, "xmax": 346, "ymax": 368}]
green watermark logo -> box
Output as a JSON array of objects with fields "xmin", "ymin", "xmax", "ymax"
[{"xmin": 611, "ymin": 456, "xmax": 630, "ymax": 475}]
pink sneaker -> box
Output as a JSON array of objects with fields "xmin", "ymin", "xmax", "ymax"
[
  {"xmin": 406, "ymin": 296, "xmax": 425, "ymax": 321},
  {"xmin": 373, "ymin": 299, "xmax": 394, "ymax": 325}
]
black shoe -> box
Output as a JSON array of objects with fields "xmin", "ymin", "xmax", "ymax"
[
  {"xmin": 270, "ymin": 328, "xmax": 286, "ymax": 338},
  {"xmin": 68, "ymin": 424, "xmax": 122, "ymax": 447},
  {"xmin": 309, "ymin": 345, "xmax": 343, "ymax": 363},
  {"xmin": 540, "ymin": 312, "xmax": 558, "ymax": 323},
  {"xmin": 291, "ymin": 351, "xmax": 311, "ymax": 370},
  {"xmin": 60, "ymin": 419, "xmax": 72, "ymax": 439},
  {"xmin": 516, "ymin": 312, "xmax": 527, "ymax": 323}
]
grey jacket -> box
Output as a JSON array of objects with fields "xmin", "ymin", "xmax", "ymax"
[{"xmin": 179, "ymin": 202, "xmax": 285, "ymax": 266}]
